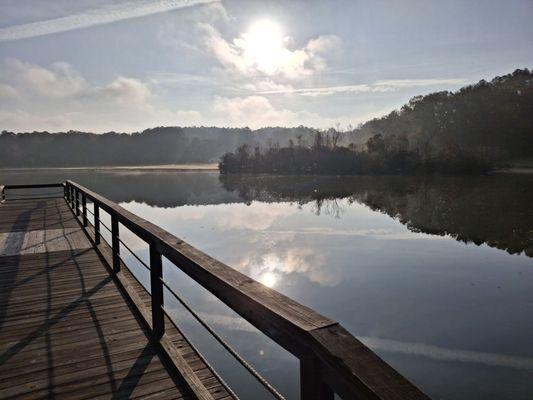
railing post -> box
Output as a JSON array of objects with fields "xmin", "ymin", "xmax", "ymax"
[
  {"xmin": 63, "ymin": 184, "xmax": 67, "ymax": 199},
  {"xmin": 94, "ymin": 204, "xmax": 100, "ymax": 245},
  {"xmin": 111, "ymin": 214, "xmax": 120, "ymax": 273},
  {"xmin": 82, "ymin": 194, "xmax": 87, "ymax": 227},
  {"xmin": 300, "ymin": 356, "xmax": 334, "ymax": 400},
  {"xmin": 75, "ymin": 189, "xmax": 80, "ymax": 216},
  {"xmin": 69, "ymin": 186, "xmax": 74, "ymax": 208},
  {"xmin": 150, "ymin": 244, "xmax": 165, "ymax": 338}
]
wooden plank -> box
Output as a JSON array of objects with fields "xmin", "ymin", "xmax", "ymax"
[{"xmin": 0, "ymin": 197, "xmax": 235, "ymax": 400}]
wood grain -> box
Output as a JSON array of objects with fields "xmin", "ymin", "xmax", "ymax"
[{"xmin": 0, "ymin": 197, "xmax": 236, "ymax": 400}]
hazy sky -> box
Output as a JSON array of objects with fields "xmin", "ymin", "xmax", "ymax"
[{"xmin": 1, "ymin": 0, "xmax": 532, "ymax": 132}]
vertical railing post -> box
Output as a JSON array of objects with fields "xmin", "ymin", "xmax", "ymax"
[
  {"xmin": 111, "ymin": 214, "xmax": 120, "ymax": 273},
  {"xmin": 75, "ymin": 189, "xmax": 80, "ymax": 216},
  {"xmin": 82, "ymin": 194, "xmax": 87, "ymax": 227},
  {"xmin": 69, "ymin": 186, "xmax": 74, "ymax": 208},
  {"xmin": 300, "ymin": 356, "xmax": 334, "ymax": 400},
  {"xmin": 63, "ymin": 184, "xmax": 67, "ymax": 199},
  {"xmin": 94, "ymin": 203, "xmax": 100, "ymax": 245},
  {"xmin": 150, "ymin": 244, "xmax": 165, "ymax": 338}
]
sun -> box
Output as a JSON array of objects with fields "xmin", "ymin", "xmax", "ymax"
[
  {"xmin": 259, "ymin": 271, "xmax": 278, "ymax": 288},
  {"xmin": 240, "ymin": 19, "xmax": 286, "ymax": 74}
]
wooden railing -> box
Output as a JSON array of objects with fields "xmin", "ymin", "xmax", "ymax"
[
  {"xmin": 3, "ymin": 181, "xmax": 431, "ymax": 399},
  {"xmin": 0, "ymin": 183, "xmax": 65, "ymax": 202}
]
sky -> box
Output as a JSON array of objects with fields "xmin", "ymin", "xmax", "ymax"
[{"xmin": 0, "ymin": 0, "xmax": 532, "ymax": 133}]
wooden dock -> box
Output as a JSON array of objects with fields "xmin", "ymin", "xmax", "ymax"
[{"xmin": 0, "ymin": 183, "xmax": 431, "ymax": 400}]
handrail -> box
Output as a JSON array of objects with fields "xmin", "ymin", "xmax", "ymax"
[
  {"xmin": 2, "ymin": 183, "xmax": 64, "ymax": 189},
  {"xmin": 65, "ymin": 180, "xmax": 430, "ymax": 400},
  {"xmin": 0, "ymin": 183, "xmax": 65, "ymax": 202}
]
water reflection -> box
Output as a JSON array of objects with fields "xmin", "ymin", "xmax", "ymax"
[
  {"xmin": 219, "ymin": 174, "xmax": 533, "ymax": 258},
  {"xmin": 2, "ymin": 170, "xmax": 531, "ymax": 257},
  {"xmin": 2, "ymin": 169, "xmax": 533, "ymax": 399}
]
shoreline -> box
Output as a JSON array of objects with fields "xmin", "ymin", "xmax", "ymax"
[{"xmin": 0, "ymin": 164, "xmax": 219, "ymax": 172}]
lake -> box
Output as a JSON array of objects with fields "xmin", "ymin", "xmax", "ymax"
[{"xmin": 1, "ymin": 169, "xmax": 532, "ymax": 399}]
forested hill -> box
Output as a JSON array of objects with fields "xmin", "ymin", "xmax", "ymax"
[
  {"xmin": 355, "ymin": 68, "xmax": 533, "ymax": 159},
  {"xmin": 1, "ymin": 68, "xmax": 532, "ymax": 168},
  {"xmin": 0, "ymin": 126, "xmax": 319, "ymax": 167}
]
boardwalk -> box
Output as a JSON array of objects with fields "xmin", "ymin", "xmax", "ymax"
[
  {"xmin": 0, "ymin": 182, "xmax": 430, "ymax": 400},
  {"xmin": 0, "ymin": 197, "xmax": 233, "ymax": 400}
]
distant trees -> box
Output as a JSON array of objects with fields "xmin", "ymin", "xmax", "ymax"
[
  {"xmin": 1, "ymin": 68, "xmax": 531, "ymax": 168},
  {"xmin": 356, "ymin": 68, "xmax": 533, "ymax": 160},
  {"xmin": 220, "ymin": 68, "xmax": 533, "ymax": 175},
  {"xmin": 0, "ymin": 126, "xmax": 319, "ymax": 167},
  {"xmin": 219, "ymin": 131, "xmax": 495, "ymax": 174}
]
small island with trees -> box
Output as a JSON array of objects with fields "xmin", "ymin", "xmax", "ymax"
[{"xmin": 220, "ymin": 69, "xmax": 533, "ymax": 175}]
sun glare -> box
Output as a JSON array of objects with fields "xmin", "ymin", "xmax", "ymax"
[
  {"xmin": 259, "ymin": 271, "xmax": 278, "ymax": 288},
  {"xmin": 241, "ymin": 19, "xmax": 285, "ymax": 74}
]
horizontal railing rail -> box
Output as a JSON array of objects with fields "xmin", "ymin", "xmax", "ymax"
[
  {"xmin": 1, "ymin": 183, "xmax": 65, "ymax": 201},
  {"xmin": 1, "ymin": 180, "xmax": 431, "ymax": 399},
  {"xmin": 63, "ymin": 180, "xmax": 430, "ymax": 400}
]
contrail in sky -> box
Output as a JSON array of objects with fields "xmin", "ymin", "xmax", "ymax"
[{"xmin": 0, "ymin": 0, "xmax": 219, "ymax": 42}]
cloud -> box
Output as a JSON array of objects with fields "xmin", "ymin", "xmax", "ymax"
[
  {"xmin": 213, "ymin": 95, "xmax": 299, "ymax": 127},
  {"xmin": 4, "ymin": 58, "xmax": 87, "ymax": 98},
  {"xmin": 0, "ymin": 58, "xmax": 202, "ymax": 132},
  {"xmin": 211, "ymin": 95, "xmax": 385, "ymax": 128},
  {"xmin": 95, "ymin": 76, "xmax": 153, "ymax": 109},
  {"xmin": 200, "ymin": 22, "xmax": 341, "ymax": 79},
  {"xmin": 256, "ymin": 78, "xmax": 468, "ymax": 97},
  {"xmin": 0, "ymin": 0, "xmax": 220, "ymax": 42},
  {"xmin": 0, "ymin": 83, "xmax": 18, "ymax": 99},
  {"xmin": 375, "ymin": 78, "xmax": 468, "ymax": 88}
]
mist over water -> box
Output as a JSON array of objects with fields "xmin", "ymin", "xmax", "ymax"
[{"xmin": 2, "ymin": 169, "xmax": 532, "ymax": 399}]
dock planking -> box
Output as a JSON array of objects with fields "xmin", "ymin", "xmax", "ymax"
[
  {"xmin": 0, "ymin": 197, "xmax": 233, "ymax": 400},
  {"xmin": 0, "ymin": 183, "xmax": 432, "ymax": 400}
]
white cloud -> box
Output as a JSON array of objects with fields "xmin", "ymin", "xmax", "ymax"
[
  {"xmin": 375, "ymin": 78, "xmax": 468, "ymax": 88},
  {"xmin": 0, "ymin": 0, "xmax": 220, "ymax": 42},
  {"xmin": 200, "ymin": 22, "xmax": 342, "ymax": 79},
  {"xmin": 0, "ymin": 58, "xmax": 202, "ymax": 132},
  {"xmin": 96, "ymin": 76, "xmax": 153, "ymax": 109},
  {"xmin": 213, "ymin": 95, "xmax": 299, "ymax": 127},
  {"xmin": 255, "ymin": 78, "xmax": 468, "ymax": 97},
  {"xmin": 0, "ymin": 83, "xmax": 18, "ymax": 99},
  {"xmin": 211, "ymin": 94, "xmax": 384, "ymax": 128},
  {"xmin": 5, "ymin": 58, "xmax": 87, "ymax": 98}
]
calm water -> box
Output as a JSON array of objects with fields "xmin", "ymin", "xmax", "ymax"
[{"xmin": 2, "ymin": 169, "xmax": 533, "ymax": 399}]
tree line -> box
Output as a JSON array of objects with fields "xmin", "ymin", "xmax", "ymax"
[
  {"xmin": 220, "ymin": 68, "xmax": 533, "ymax": 175},
  {"xmin": 1, "ymin": 68, "xmax": 531, "ymax": 169}
]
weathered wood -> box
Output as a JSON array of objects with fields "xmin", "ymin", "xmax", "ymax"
[
  {"xmin": 94, "ymin": 203, "xmax": 101, "ymax": 244},
  {"xmin": 78, "ymin": 212, "xmax": 230, "ymax": 400},
  {"xmin": 150, "ymin": 244, "xmax": 165, "ymax": 338},
  {"xmin": 82, "ymin": 192, "xmax": 87, "ymax": 227},
  {"xmin": 2, "ymin": 183, "xmax": 64, "ymax": 189},
  {"xmin": 75, "ymin": 188, "xmax": 80, "ymax": 216},
  {"xmin": 111, "ymin": 213, "xmax": 120, "ymax": 273},
  {"xmin": 300, "ymin": 355, "xmax": 334, "ymax": 400},
  {"xmin": 66, "ymin": 180, "xmax": 430, "ymax": 400},
  {"xmin": 0, "ymin": 195, "xmax": 236, "ymax": 400}
]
